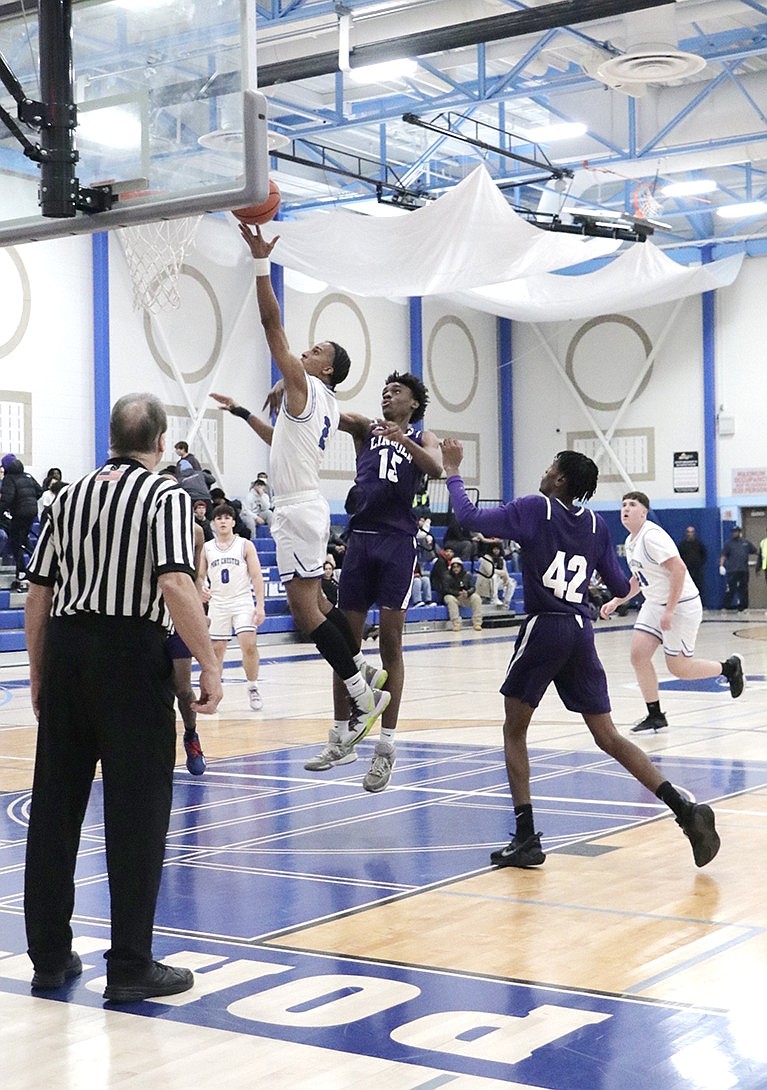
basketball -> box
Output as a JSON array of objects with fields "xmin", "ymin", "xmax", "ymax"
[{"xmin": 232, "ymin": 180, "xmax": 281, "ymax": 226}]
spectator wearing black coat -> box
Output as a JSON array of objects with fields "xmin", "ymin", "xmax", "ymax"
[{"xmin": 2, "ymin": 458, "xmax": 42, "ymax": 589}]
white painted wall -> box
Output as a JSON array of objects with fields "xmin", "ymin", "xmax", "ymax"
[{"xmin": 0, "ymin": 210, "xmax": 763, "ymax": 524}]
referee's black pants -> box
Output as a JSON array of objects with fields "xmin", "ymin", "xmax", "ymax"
[{"xmin": 25, "ymin": 615, "xmax": 176, "ymax": 976}]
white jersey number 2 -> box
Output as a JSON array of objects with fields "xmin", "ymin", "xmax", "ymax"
[{"xmin": 542, "ymin": 551, "xmax": 588, "ymax": 603}]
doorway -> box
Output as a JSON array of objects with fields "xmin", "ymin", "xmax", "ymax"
[{"xmin": 742, "ymin": 507, "xmax": 767, "ymax": 609}]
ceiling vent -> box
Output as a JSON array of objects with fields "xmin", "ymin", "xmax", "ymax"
[{"xmin": 597, "ymin": 46, "xmax": 706, "ymax": 86}]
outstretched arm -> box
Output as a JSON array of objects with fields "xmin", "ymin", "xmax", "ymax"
[
  {"xmin": 239, "ymin": 223, "xmax": 308, "ymax": 417},
  {"xmin": 210, "ymin": 392, "xmax": 274, "ymax": 447}
]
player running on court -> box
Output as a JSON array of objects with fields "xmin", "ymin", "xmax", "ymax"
[
  {"xmin": 441, "ymin": 439, "xmax": 720, "ymax": 871},
  {"xmin": 601, "ymin": 491, "xmax": 744, "ymax": 732},
  {"xmin": 199, "ymin": 503, "xmax": 265, "ymax": 711}
]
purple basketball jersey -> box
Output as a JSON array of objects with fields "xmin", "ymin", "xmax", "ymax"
[
  {"xmin": 345, "ymin": 426, "xmax": 426, "ymax": 536},
  {"xmin": 446, "ymin": 479, "xmax": 630, "ymax": 619}
]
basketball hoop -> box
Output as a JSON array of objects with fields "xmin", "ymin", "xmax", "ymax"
[
  {"xmin": 632, "ymin": 181, "xmax": 664, "ymax": 220},
  {"xmin": 117, "ymin": 215, "xmax": 202, "ymax": 313}
]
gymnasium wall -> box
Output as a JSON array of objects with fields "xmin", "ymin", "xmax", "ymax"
[{"xmin": 0, "ymin": 214, "xmax": 762, "ymax": 538}]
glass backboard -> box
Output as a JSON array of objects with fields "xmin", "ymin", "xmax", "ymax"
[{"xmin": 0, "ymin": 0, "xmax": 269, "ymax": 243}]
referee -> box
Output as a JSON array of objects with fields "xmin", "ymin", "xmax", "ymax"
[{"xmin": 23, "ymin": 393, "xmax": 222, "ymax": 1003}]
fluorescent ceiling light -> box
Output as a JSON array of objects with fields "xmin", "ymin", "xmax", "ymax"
[
  {"xmin": 348, "ymin": 59, "xmax": 418, "ymax": 84},
  {"xmin": 660, "ymin": 179, "xmax": 717, "ymax": 197},
  {"xmin": 517, "ymin": 122, "xmax": 587, "ymax": 142},
  {"xmin": 716, "ymin": 201, "xmax": 767, "ymax": 219}
]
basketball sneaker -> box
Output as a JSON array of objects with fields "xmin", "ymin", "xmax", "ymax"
[
  {"xmin": 490, "ymin": 832, "xmax": 545, "ymax": 868},
  {"xmin": 362, "ymin": 740, "xmax": 396, "ymax": 793},
  {"xmin": 304, "ymin": 729, "xmax": 358, "ymax": 771},
  {"xmin": 722, "ymin": 654, "xmax": 745, "ymax": 698},
  {"xmin": 247, "ymin": 684, "xmax": 263, "ymax": 712},
  {"xmin": 183, "ymin": 731, "xmax": 206, "ymax": 776},
  {"xmin": 362, "ymin": 661, "xmax": 388, "ymax": 690},
  {"xmin": 347, "ymin": 687, "xmax": 391, "ymax": 747},
  {"xmin": 677, "ymin": 803, "xmax": 720, "ymax": 867},
  {"xmin": 631, "ymin": 711, "xmax": 668, "ymax": 732}
]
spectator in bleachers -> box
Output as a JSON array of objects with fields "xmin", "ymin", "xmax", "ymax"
[
  {"xmin": 443, "ymin": 557, "xmax": 483, "ymax": 631},
  {"xmin": 430, "ymin": 545, "xmax": 454, "ymax": 601},
  {"xmin": 1, "ymin": 457, "xmax": 42, "ymax": 590},
  {"xmin": 255, "ymin": 471, "xmax": 273, "ymax": 500},
  {"xmin": 246, "ymin": 478, "xmax": 273, "ymax": 528},
  {"xmin": 178, "ymin": 459, "xmax": 212, "ymax": 507},
  {"xmin": 444, "ymin": 509, "xmax": 477, "ymax": 561},
  {"xmin": 409, "ymin": 559, "xmax": 432, "ymax": 607},
  {"xmin": 321, "ymin": 559, "xmax": 338, "ymax": 606},
  {"xmin": 476, "ymin": 541, "xmax": 516, "ymax": 609},
  {"xmin": 174, "ymin": 440, "xmax": 201, "ymax": 471},
  {"xmin": 327, "ymin": 526, "xmax": 348, "ymax": 569},
  {"xmin": 193, "ymin": 498, "xmax": 214, "ymax": 542},
  {"xmin": 416, "ymin": 516, "xmax": 437, "ymax": 567}
]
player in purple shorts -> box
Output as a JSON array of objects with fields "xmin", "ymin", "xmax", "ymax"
[
  {"xmin": 167, "ymin": 631, "xmax": 206, "ymax": 775},
  {"xmin": 310, "ymin": 372, "xmax": 442, "ymax": 792},
  {"xmin": 441, "ymin": 438, "xmax": 721, "ymax": 871},
  {"xmin": 167, "ymin": 521, "xmax": 207, "ymax": 775}
]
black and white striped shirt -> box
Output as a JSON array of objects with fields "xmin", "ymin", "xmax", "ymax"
[{"xmin": 27, "ymin": 459, "xmax": 195, "ymax": 628}]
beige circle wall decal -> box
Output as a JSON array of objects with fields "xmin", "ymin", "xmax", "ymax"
[
  {"xmin": 144, "ymin": 265, "xmax": 223, "ymax": 384},
  {"xmin": 565, "ymin": 315, "xmax": 654, "ymax": 412},
  {"xmin": 426, "ymin": 315, "xmax": 479, "ymax": 412},
  {"xmin": 0, "ymin": 248, "xmax": 31, "ymax": 358},
  {"xmin": 308, "ymin": 293, "xmax": 371, "ymax": 401}
]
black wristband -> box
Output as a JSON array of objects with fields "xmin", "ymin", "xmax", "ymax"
[{"xmin": 229, "ymin": 405, "xmax": 251, "ymax": 420}]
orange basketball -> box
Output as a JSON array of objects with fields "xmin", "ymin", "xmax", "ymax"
[{"xmin": 232, "ymin": 180, "xmax": 281, "ymax": 226}]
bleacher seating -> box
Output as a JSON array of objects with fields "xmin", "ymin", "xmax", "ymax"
[{"xmin": 0, "ymin": 523, "xmax": 525, "ymax": 652}]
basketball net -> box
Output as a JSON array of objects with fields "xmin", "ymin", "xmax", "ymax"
[
  {"xmin": 117, "ymin": 216, "xmax": 201, "ymax": 313},
  {"xmin": 631, "ymin": 181, "xmax": 664, "ymax": 220}
]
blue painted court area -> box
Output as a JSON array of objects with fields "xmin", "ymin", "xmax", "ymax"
[
  {"xmin": 1, "ymin": 741, "xmax": 764, "ymax": 938},
  {"xmin": 2, "ymin": 741, "xmax": 767, "ymax": 1088}
]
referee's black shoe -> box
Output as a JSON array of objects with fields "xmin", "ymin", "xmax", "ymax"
[
  {"xmin": 631, "ymin": 711, "xmax": 668, "ymax": 733},
  {"xmin": 104, "ymin": 961, "xmax": 193, "ymax": 1003}
]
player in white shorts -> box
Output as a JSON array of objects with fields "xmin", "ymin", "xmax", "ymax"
[
  {"xmin": 199, "ymin": 503, "xmax": 266, "ymax": 711},
  {"xmin": 206, "ymin": 221, "xmax": 391, "ymax": 748},
  {"xmin": 601, "ymin": 491, "xmax": 744, "ymax": 732}
]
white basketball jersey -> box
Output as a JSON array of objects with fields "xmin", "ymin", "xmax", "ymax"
[
  {"xmin": 270, "ymin": 374, "xmax": 339, "ymax": 501},
  {"xmin": 204, "ymin": 536, "xmax": 252, "ymax": 600},
  {"xmin": 625, "ymin": 520, "xmax": 699, "ymax": 606}
]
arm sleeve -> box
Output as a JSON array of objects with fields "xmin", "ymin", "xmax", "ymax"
[{"xmin": 446, "ymin": 476, "xmax": 522, "ymax": 540}]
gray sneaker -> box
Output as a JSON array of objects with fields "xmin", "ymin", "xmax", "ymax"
[
  {"xmin": 362, "ymin": 661, "xmax": 388, "ymax": 690},
  {"xmin": 363, "ymin": 741, "xmax": 396, "ymax": 793},
  {"xmin": 348, "ymin": 687, "xmax": 391, "ymax": 747},
  {"xmin": 304, "ymin": 730, "xmax": 357, "ymax": 771}
]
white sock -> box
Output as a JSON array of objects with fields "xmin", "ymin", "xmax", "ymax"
[
  {"xmin": 345, "ymin": 673, "xmax": 367, "ymax": 702},
  {"xmin": 380, "ymin": 726, "xmax": 396, "ymax": 744}
]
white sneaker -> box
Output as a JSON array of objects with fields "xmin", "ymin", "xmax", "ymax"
[
  {"xmin": 247, "ymin": 685, "xmax": 263, "ymax": 711},
  {"xmin": 304, "ymin": 730, "xmax": 358, "ymax": 771},
  {"xmin": 347, "ymin": 687, "xmax": 391, "ymax": 747},
  {"xmin": 362, "ymin": 740, "xmax": 396, "ymax": 793}
]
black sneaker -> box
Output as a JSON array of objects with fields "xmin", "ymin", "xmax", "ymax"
[
  {"xmin": 490, "ymin": 832, "xmax": 545, "ymax": 868},
  {"xmin": 631, "ymin": 711, "xmax": 668, "ymax": 733},
  {"xmin": 103, "ymin": 961, "xmax": 193, "ymax": 1003},
  {"xmin": 677, "ymin": 803, "xmax": 720, "ymax": 868},
  {"xmin": 31, "ymin": 950, "xmax": 82, "ymax": 990},
  {"xmin": 723, "ymin": 654, "xmax": 745, "ymax": 698}
]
